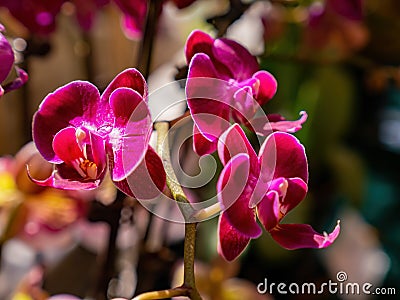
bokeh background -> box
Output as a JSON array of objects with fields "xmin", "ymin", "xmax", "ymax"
[{"xmin": 0, "ymin": 0, "xmax": 399, "ymax": 299}]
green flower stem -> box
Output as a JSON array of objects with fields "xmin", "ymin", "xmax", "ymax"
[
  {"xmin": 154, "ymin": 121, "xmax": 195, "ymax": 219},
  {"xmin": 152, "ymin": 121, "xmax": 202, "ymax": 300}
]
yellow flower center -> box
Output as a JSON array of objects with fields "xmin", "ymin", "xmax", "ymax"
[{"xmin": 79, "ymin": 159, "xmax": 98, "ymax": 180}]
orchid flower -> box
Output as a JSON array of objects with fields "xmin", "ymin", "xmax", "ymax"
[
  {"xmin": 0, "ymin": 0, "xmax": 64, "ymax": 36},
  {"xmin": 216, "ymin": 124, "xmax": 340, "ymax": 261},
  {"xmin": 304, "ymin": 0, "xmax": 367, "ymax": 55},
  {"xmin": 0, "ymin": 24, "xmax": 28, "ymax": 97},
  {"xmin": 31, "ymin": 68, "xmax": 165, "ymax": 200},
  {"xmin": 112, "ymin": 0, "xmax": 148, "ymax": 39},
  {"xmin": 185, "ymin": 30, "xmax": 307, "ymax": 155},
  {"xmin": 0, "ymin": 0, "xmax": 109, "ymax": 35}
]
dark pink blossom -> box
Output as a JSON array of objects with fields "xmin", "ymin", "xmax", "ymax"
[
  {"xmin": 216, "ymin": 124, "xmax": 340, "ymax": 261},
  {"xmin": 0, "ymin": 0, "xmax": 109, "ymax": 35},
  {"xmin": 31, "ymin": 68, "xmax": 165, "ymax": 199},
  {"xmin": 185, "ymin": 30, "xmax": 307, "ymax": 155},
  {"xmin": 0, "ymin": 0, "xmax": 64, "ymax": 36},
  {"xmin": 304, "ymin": 0, "xmax": 367, "ymax": 55},
  {"xmin": 112, "ymin": 0, "xmax": 148, "ymax": 39},
  {"xmin": 0, "ymin": 24, "xmax": 28, "ymax": 97}
]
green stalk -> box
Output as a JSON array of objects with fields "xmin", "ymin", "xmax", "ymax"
[{"xmin": 146, "ymin": 121, "xmax": 202, "ymax": 300}]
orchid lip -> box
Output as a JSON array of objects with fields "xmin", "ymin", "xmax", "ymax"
[
  {"xmin": 71, "ymin": 158, "xmax": 98, "ymax": 180},
  {"xmin": 79, "ymin": 159, "xmax": 98, "ymax": 180}
]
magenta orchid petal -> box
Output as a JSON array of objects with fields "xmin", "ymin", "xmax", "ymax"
[
  {"xmin": 113, "ymin": 0, "xmax": 147, "ymax": 39},
  {"xmin": 0, "ymin": 0, "xmax": 63, "ymax": 36},
  {"xmin": 218, "ymin": 212, "xmax": 251, "ymax": 261},
  {"xmin": 110, "ymin": 87, "xmax": 149, "ymax": 127},
  {"xmin": 193, "ymin": 124, "xmax": 217, "ymax": 156},
  {"xmin": 249, "ymin": 111, "xmax": 308, "ymax": 136},
  {"xmin": 217, "ymin": 153, "xmax": 261, "ymax": 238},
  {"xmin": 217, "ymin": 124, "xmax": 258, "ymax": 170},
  {"xmin": 186, "ymin": 56, "xmax": 231, "ymax": 142},
  {"xmin": 0, "ymin": 29, "xmax": 13, "ymax": 84},
  {"xmin": 2, "ymin": 67, "xmax": 29, "ymax": 94},
  {"xmin": 217, "ymin": 153, "xmax": 250, "ymax": 210},
  {"xmin": 33, "ymin": 81, "xmax": 101, "ymax": 163},
  {"xmin": 187, "ymin": 53, "xmax": 220, "ymax": 79},
  {"xmin": 213, "ymin": 38, "xmax": 259, "ymax": 80},
  {"xmin": 270, "ymin": 222, "xmax": 341, "ymax": 250},
  {"xmin": 224, "ymin": 193, "xmax": 262, "ymax": 238},
  {"xmin": 27, "ymin": 167, "xmax": 101, "ymax": 190},
  {"xmin": 52, "ymin": 127, "xmax": 86, "ymax": 164},
  {"xmin": 279, "ymin": 177, "xmax": 308, "ymax": 217},
  {"xmin": 248, "ymin": 175, "xmax": 271, "ymax": 208},
  {"xmin": 257, "ymin": 190, "xmax": 281, "ymax": 231},
  {"xmin": 253, "ymin": 70, "xmax": 278, "ymax": 105},
  {"xmin": 185, "ymin": 30, "xmax": 214, "ymax": 63},
  {"xmin": 259, "ymin": 132, "xmax": 308, "ymax": 183},
  {"xmin": 101, "ymin": 68, "xmax": 147, "ymax": 105},
  {"xmin": 121, "ymin": 146, "xmax": 166, "ymax": 199},
  {"xmin": 122, "ymin": 15, "xmax": 145, "ymax": 40},
  {"xmin": 232, "ymin": 86, "xmax": 257, "ymax": 123},
  {"xmin": 88, "ymin": 131, "xmax": 107, "ymax": 171},
  {"xmin": 269, "ymin": 111, "xmax": 308, "ymax": 133},
  {"xmin": 108, "ymin": 88, "xmax": 151, "ymax": 181}
]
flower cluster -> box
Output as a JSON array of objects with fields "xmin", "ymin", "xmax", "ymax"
[
  {"xmin": 184, "ymin": 30, "xmax": 340, "ymax": 261},
  {"xmin": 30, "ymin": 30, "xmax": 340, "ymax": 264},
  {"xmin": 0, "ymin": 24, "xmax": 27, "ymax": 97}
]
